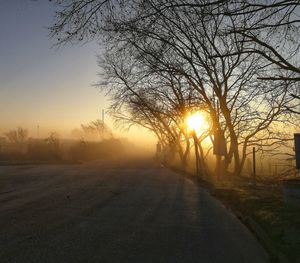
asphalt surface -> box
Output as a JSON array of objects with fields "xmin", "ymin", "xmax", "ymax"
[{"xmin": 0, "ymin": 160, "xmax": 269, "ymax": 263}]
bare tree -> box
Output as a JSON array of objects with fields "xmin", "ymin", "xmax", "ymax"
[
  {"xmin": 72, "ymin": 119, "xmax": 112, "ymax": 141},
  {"xmin": 99, "ymin": 48, "xmax": 199, "ymax": 166},
  {"xmin": 4, "ymin": 127, "xmax": 28, "ymax": 144},
  {"xmin": 110, "ymin": 1, "xmax": 294, "ymax": 175},
  {"xmin": 49, "ymin": 0, "xmax": 299, "ymax": 176},
  {"xmin": 219, "ymin": 1, "xmax": 300, "ymax": 114}
]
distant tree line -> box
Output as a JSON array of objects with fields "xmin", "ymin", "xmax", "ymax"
[
  {"xmin": 0, "ymin": 122, "xmax": 133, "ymax": 162},
  {"xmin": 0, "ymin": 128, "xmax": 61, "ymax": 161}
]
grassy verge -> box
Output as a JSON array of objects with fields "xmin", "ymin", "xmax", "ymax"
[{"xmin": 213, "ymin": 180, "xmax": 300, "ymax": 263}]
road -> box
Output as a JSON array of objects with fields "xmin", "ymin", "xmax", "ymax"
[{"xmin": 0, "ymin": 160, "xmax": 269, "ymax": 263}]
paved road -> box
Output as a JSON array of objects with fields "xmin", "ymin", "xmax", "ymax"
[{"xmin": 0, "ymin": 160, "xmax": 269, "ymax": 263}]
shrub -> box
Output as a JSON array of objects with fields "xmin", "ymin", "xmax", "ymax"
[
  {"xmin": 68, "ymin": 138, "xmax": 124, "ymax": 161},
  {"xmin": 27, "ymin": 137, "xmax": 61, "ymax": 161}
]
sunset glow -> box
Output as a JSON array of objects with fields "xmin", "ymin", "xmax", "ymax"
[{"xmin": 186, "ymin": 112, "xmax": 210, "ymax": 134}]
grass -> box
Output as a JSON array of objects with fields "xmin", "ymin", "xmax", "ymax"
[{"xmin": 214, "ymin": 179, "xmax": 300, "ymax": 263}]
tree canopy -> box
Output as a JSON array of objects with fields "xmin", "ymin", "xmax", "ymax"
[{"xmin": 50, "ymin": 0, "xmax": 300, "ymax": 176}]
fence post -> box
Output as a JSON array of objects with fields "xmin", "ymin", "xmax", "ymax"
[
  {"xmin": 295, "ymin": 133, "xmax": 300, "ymax": 170},
  {"xmin": 252, "ymin": 147, "xmax": 256, "ymax": 187}
]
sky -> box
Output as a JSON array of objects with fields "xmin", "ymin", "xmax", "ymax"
[{"xmin": 0, "ymin": 0, "xmax": 154, "ymax": 143}]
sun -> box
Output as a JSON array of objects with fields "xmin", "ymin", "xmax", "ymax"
[{"xmin": 186, "ymin": 112, "xmax": 209, "ymax": 134}]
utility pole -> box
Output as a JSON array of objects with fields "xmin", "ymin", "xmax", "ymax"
[
  {"xmin": 100, "ymin": 109, "xmax": 106, "ymax": 138},
  {"xmin": 102, "ymin": 109, "xmax": 105, "ymax": 124}
]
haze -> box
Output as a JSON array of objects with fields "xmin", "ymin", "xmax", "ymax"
[
  {"xmin": 0, "ymin": 1, "xmax": 153, "ymax": 145},
  {"xmin": 0, "ymin": 1, "xmax": 299, "ymax": 263}
]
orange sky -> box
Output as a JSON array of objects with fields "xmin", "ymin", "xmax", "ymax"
[{"xmin": 0, "ymin": 1, "xmax": 156, "ymax": 146}]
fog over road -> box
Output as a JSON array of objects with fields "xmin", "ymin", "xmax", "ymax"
[{"xmin": 0, "ymin": 161, "xmax": 269, "ymax": 263}]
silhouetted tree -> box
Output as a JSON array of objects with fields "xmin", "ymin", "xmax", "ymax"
[
  {"xmin": 219, "ymin": 1, "xmax": 300, "ymax": 114},
  {"xmin": 5, "ymin": 127, "xmax": 28, "ymax": 144},
  {"xmin": 72, "ymin": 119, "xmax": 112, "ymax": 141},
  {"xmin": 50, "ymin": 0, "xmax": 299, "ymax": 176}
]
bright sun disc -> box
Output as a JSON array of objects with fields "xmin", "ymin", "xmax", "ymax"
[{"xmin": 186, "ymin": 112, "xmax": 209, "ymax": 133}]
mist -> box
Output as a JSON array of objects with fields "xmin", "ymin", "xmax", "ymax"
[
  {"xmin": 1, "ymin": 1, "xmax": 300, "ymax": 262},
  {"xmin": 0, "ymin": 120, "xmax": 156, "ymax": 165}
]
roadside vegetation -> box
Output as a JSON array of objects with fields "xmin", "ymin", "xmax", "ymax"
[{"xmin": 0, "ymin": 120, "xmax": 140, "ymax": 163}]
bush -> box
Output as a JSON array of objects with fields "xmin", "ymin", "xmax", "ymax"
[
  {"xmin": 27, "ymin": 138, "xmax": 61, "ymax": 161},
  {"xmin": 68, "ymin": 138, "xmax": 124, "ymax": 161}
]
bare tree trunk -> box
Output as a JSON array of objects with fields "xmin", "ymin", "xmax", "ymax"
[
  {"xmin": 193, "ymin": 133, "xmax": 201, "ymax": 177},
  {"xmin": 220, "ymin": 100, "xmax": 241, "ymax": 175}
]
